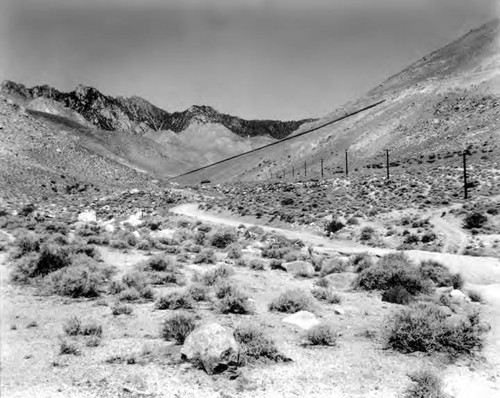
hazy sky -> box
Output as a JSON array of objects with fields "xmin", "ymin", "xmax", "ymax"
[{"xmin": 1, "ymin": 0, "xmax": 498, "ymax": 119}]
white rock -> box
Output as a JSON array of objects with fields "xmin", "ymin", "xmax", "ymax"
[
  {"xmin": 78, "ymin": 210, "xmax": 97, "ymax": 223},
  {"xmin": 449, "ymin": 289, "xmax": 469, "ymax": 303},
  {"xmin": 282, "ymin": 311, "xmax": 320, "ymax": 330}
]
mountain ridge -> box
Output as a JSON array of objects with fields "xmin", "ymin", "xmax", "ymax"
[{"xmin": 0, "ymin": 80, "xmax": 314, "ymax": 139}]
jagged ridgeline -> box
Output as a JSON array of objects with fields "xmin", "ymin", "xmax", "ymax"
[{"xmin": 0, "ymin": 81, "xmax": 314, "ymax": 138}]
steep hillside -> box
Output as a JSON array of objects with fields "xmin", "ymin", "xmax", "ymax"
[
  {"xmin": 172, "ymin": 18, "xmax": 500, "ymax": 185},
  {"xmin": 0, "ymin": 81, "xmax": 313, "ymax": 139},
  {"xmin": 0, "ymin": 96, "xmax": 160, "ymax": 204}
]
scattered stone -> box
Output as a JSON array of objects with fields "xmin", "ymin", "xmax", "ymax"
[
  {"xmin": 282, "ymin": 311, "xmax": 320, "ymax": 330},
  {"xmin": 449, "ymin": 289, "xmax": 470, "ymax": 304},
  {"xmin": 283, "ymin": 261, "xmax": 315, "ymax": 277},
  {"xmin": 77, "ymin": 210, "xmax": 97, "ymax": 223},
  {"xmin": 181, "ymin": 323, "xmax": 239, "ymax": 375}
]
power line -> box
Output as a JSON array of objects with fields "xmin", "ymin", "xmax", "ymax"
[{"xmin": 168, "ymin": 99, "xmax": 386, "ymax": 181}]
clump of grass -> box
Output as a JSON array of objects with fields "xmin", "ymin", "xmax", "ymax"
[
  {"xmin": 226, "ymin": 244, "xmax": 242, "ymax": 259},
  {"xmin": 324, "ymin": 219, "xmax": 344, "ymax": 234},
  {"xmin": 403, "ymin": 370, "xmax": 447, "ymax": 398},
  {"xmin": 111, "ymin": 303, "xmax": 133, "ymax": 316},
  {"xmin": 313, "ymin": 277, "xmax": 331, "ymax": 288},
  {"xmin": 48, "ymin": 262, "xmax": 106, "ymax": 298},
  {"xmin": 193, "ymin": 248, "xmax": 216, "ymax": 264},
  {"xmin": 311, "ymin": 287, "xmax": 342, "ymax": 304},
  {"xmin": 269, "ymin": 289, "xmax": 315, "ymax": 313},
  {"xmin": 349, "ymin": 252, "xmax": 374, "ymax": 273},
  {"xmin": 386, "ymin": 303, "xmax": 485, "ymax": 356},
  {"xmin": 161, "ymin": 312, "xmax": 197, "ymax": 344},
  {"xmin": 305, "ymin": 323, "xmax": 338, "ymax": 346},
  {"xmin": 156, "ymin": 291, "xmax": 194, "ymax": 310},
  {"xmin": 63, "ymin": 316, "xmax": 102, "ymax": 337},
  {"xmin": 234, "ymin": 324, "xmax": 285, "ymax": 365}
]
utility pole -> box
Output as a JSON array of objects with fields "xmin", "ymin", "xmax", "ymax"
[
  {"xmin": 283, "ymin": 170, "xmax": 286, "ymax": 179},
  {"xmin": 345, "ymin": 150, "xmax": 349, "ymax": 176},
  {"xmin": 386, "ymin": 149, "xmax": 390, "ymax": 179},
  {"xmin": 292, "ymin": 166, "xmax": 295, "ymax": 179},
  {"xmin": 463, "ymin": 151, "xmax": 468, "ymax": 200},
  {"xmin": 321, "ymin": 159, "xmax": 324, "ymax": 179},
  {"xmin": 304, "ymin": 161, "xmax": 307, "ymax": 178}
]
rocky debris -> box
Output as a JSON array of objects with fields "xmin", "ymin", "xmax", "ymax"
[
  {"xmin": 181, "ymin": 323, "xmax": 239, "ymax": 375},
  {"xmin": 283, "ymin": 261, "xmax": 315, "ymax": 277},
  {"xmin": 282, "ymin": 311, "xmax": 320, "ymax": 330}
]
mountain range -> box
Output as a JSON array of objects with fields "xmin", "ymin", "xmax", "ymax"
[{"xmin": 0, "ymin": 18, "xmax": 499, "ymax": 200}]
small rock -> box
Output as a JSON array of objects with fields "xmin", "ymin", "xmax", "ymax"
[
  {"xmin": 436, "ymin": 305, "xmax": 453, "ymax": 317},
  {"xmin": 333, "ymin": 306, "xmax": 345, "ymax": 315},
  {"xmin": 283, "ymin": 261, "xmax": 315, "ymax": 277},
  {"xmin": 181, "ymin": 323, "xmax": 239, "ymax": 375},
  {"xmin": 282, "ymin": 311, "xmax": 320, "ymax": 330},
  {"xmin": 78, "ymin": 210, "xmax": 97, "ymax": 223}
]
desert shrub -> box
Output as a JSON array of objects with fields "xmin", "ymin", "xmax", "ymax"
[
  {"xmin": 347, "ymin": 217, "xmax": 359, "ymax": 225},
  {"xmin": 421, "ymin": 232, "xmax": 437, "ymax": 244},
  {"xmin": 136, "ymin": 239, "xmax": 152, "ymax": 251},
  {"xmin": 188, "ymin": 284, "xmax": 208, "ymax": 301},
  {"xmin": 269, "ymin": 289, "xmax": 315, "ymax": 313},
  {"xmin": 234, "ymin": 325, "xmax": 284, "ymax": 365},
  {"xmin": 76, "ymin": 223, "xmax": 103, "ymax": 237},
  {"xmin": 219, "ymin": 289, "xmax": 253, "ymax": 314},
  {"xmin": 404, "ymin": 234, "xmax": 420, "ymax": 245},
  {"xmin": 467, "ymin": 290, "xmax": 483, "ymax": 303},
  {"xmin": 354, "ymin": 253, "xmax": 433, "ymax": 295},
  {"xmin": 464, "ymin": 212, "xmax": 488, "ymax": 229},
  {"xmin": 320, "ymin": 258, "xmax": 347, "ymax": 276},
  {"xmin": 111, "ymin": 303, "xmax": 133, "ymax": 316},
  {"xmin": 197, "ymin": 223, "xmax": 212, "ymax": 233},
  {"xmin": 403, "ymin": 370, "xmax": 447, "ymax": 398},
  {"xmin": 19, "ymin": 203, "xmax": 36, "ymax": 217},
  {"xmin": 161, "ymin": 312, "xmax": 196, "ymax": 344},
  {"xmin": 86, "ymin": 235, "xmax": 110, "ymax": 246},
  {"xmin": 359, "ymin": 226, "xmax": 375, "ymax": 241},
  {"xmin": 59, "ymin": 339, "xmax": 80, "ymax": 355},
  {"xmin": 249, "ymin": 259, "xmax": 265, "ymax": 270},
  {"xmin": 349, "ymin": 252, "xmax": 374, "ymax": 273},
  {"xmin": 14, "ymin": 233, "xmax": 41, "ymax": 257},
  {"xmin": 48, "ymin": 264, "xmax": 105, "ymax": 298},
  {"xmin": 119, "ymin": 288, "xmax": 141, "ymax": 302},
  {"xmin": 63, "ymin": 316, "xmax": 82, "ymax": 336},
  {"xmin": 210, "ymin": 230, "xmax": 237, "ymax": 249},
  {"xmin": 193, "ymin": 248, "xmax": 216, "ymax": 264},
  {"xmin": 200, "ymin": 264, "xmax": 234, "ymax": 286},
  {"xmin": 269, "ymin": 259, "xmax": 285, "ymax": 270},
  {"xmin": 156, "ymin": 291, "xmax": 194, "ymax": 310},
  {"xmin": 311, "ymin": 287, "xmax": 341, "ymax": 304},
  {"xmin": 148, "ymin": 270, "xmax": 185, "ymax": 286},
  {"xmin": 417, "ymin": 260, "xmax": 463, "ymax": 289},
  {"xmin": 80, "ymin": 322, "xmax": 103, "ymax": 337},
  {"xmin": 325, "ymin": 219, "xmax": 345, "ymax": 234},
  {"xmin": 109, "ymin": 280, "xmax": 126, "ymax": 294},
  {"xmin": 226, "ymin": 244, "xmax": 242, "ymax": 259},
  {"xmin": 72, "ymin": 243, "xmax": 100, "ymax": 259},
  {"xmin": 305, "ymin": 323, "xmax": 337, "ymax": 346},
  {"xmin": 215, "ymin": 280, "xmax": 238, "ymax": 299},
  {"xmin": 144, "ymin": 255, "xmax": 172, "ymax": 272},
  {"xmin": 381, "ymin": 285, "xmax": 415, "ymax": 305},
  {"xmin": 386, "ymin": 303, "xmax": 485, "ymax": 356},
  {"xmin": 33, "ymin": 243, "xmax": 72, "ymax": 277},
  {"xmin": 122, "ymin": 271, "xmax": 149, "ymax": 290},
  {"xmin": 313, "ymin": 277, "xmax": 331, "ymax": 288},
  {"xmin": 138, "ymin": 285, "xmax": 156, "ymax": 300}
]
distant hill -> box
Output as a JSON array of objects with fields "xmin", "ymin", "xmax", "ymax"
[
  {"xmin": 172, "ymin": 18, "xmax": 500, "ymax": 184},
  {"xmin": 0, "ymin": 81, "xmax": 313, "ymax": 139}
]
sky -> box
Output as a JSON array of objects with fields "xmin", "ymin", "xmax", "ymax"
[{"xmin": 1, "ymin": 0, "xmax": 498, "ymax": 120}]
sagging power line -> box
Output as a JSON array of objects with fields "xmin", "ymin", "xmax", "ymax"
[{"xmin": 167, "ymin": 99, "xmax": 386, "ymax": 181}]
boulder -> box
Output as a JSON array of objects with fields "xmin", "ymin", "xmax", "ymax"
[
  {"xmin": 78, "ymin": 210, "xmax": 97, "ymax": 223},
  {"xmin": 283, "ymin": 261, "xmax": 315, "ymax": 277},
  {"xmin": 282, "ymin": 311, "xmax": 320, "ymax": 330},
  {"xmin": 181, "ymin": 323, "xmax": 239, "ymax": 374},
  {"xmin": 449, "ymin": 289, "xmax": 470, "ymax": 304}
]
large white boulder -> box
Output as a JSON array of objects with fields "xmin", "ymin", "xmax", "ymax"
[{"xmin": 282, "ymin": 311, "xmax": 320, "ymax": 330}]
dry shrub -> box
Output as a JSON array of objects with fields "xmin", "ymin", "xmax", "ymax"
[
  {"xmin": 305, "ymin": 323, "xmax": 338, "ymax": 346},
  {"xmin": 161, "ymin": 312, "xmax": 196, "ymax": 344},
  {"xmin": 269, "ymin": 289, "xmax": 315, "ymax": 313}
]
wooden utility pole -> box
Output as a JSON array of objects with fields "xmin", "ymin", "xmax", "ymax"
[
  {"xmin": 463, "ymin": 151, "xmax": 468, "ymax": 200},
  {"xmin": 292, "ymin": 166, "xmax": 295, "ymax": 179},
  {"xmin": 386, "ymin": 149, "xmax": 390, "ymax": 179},
  {"xmin": 321, "ymin": 159, "xmax": 324, "ymax": 179},
  {"xmin": 345, "ymin": 150, "xmax": 349, "ymax": 176},
  {"xmin": 304, "ymin": 161, "xmax": 307, "ymax": 178}
]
